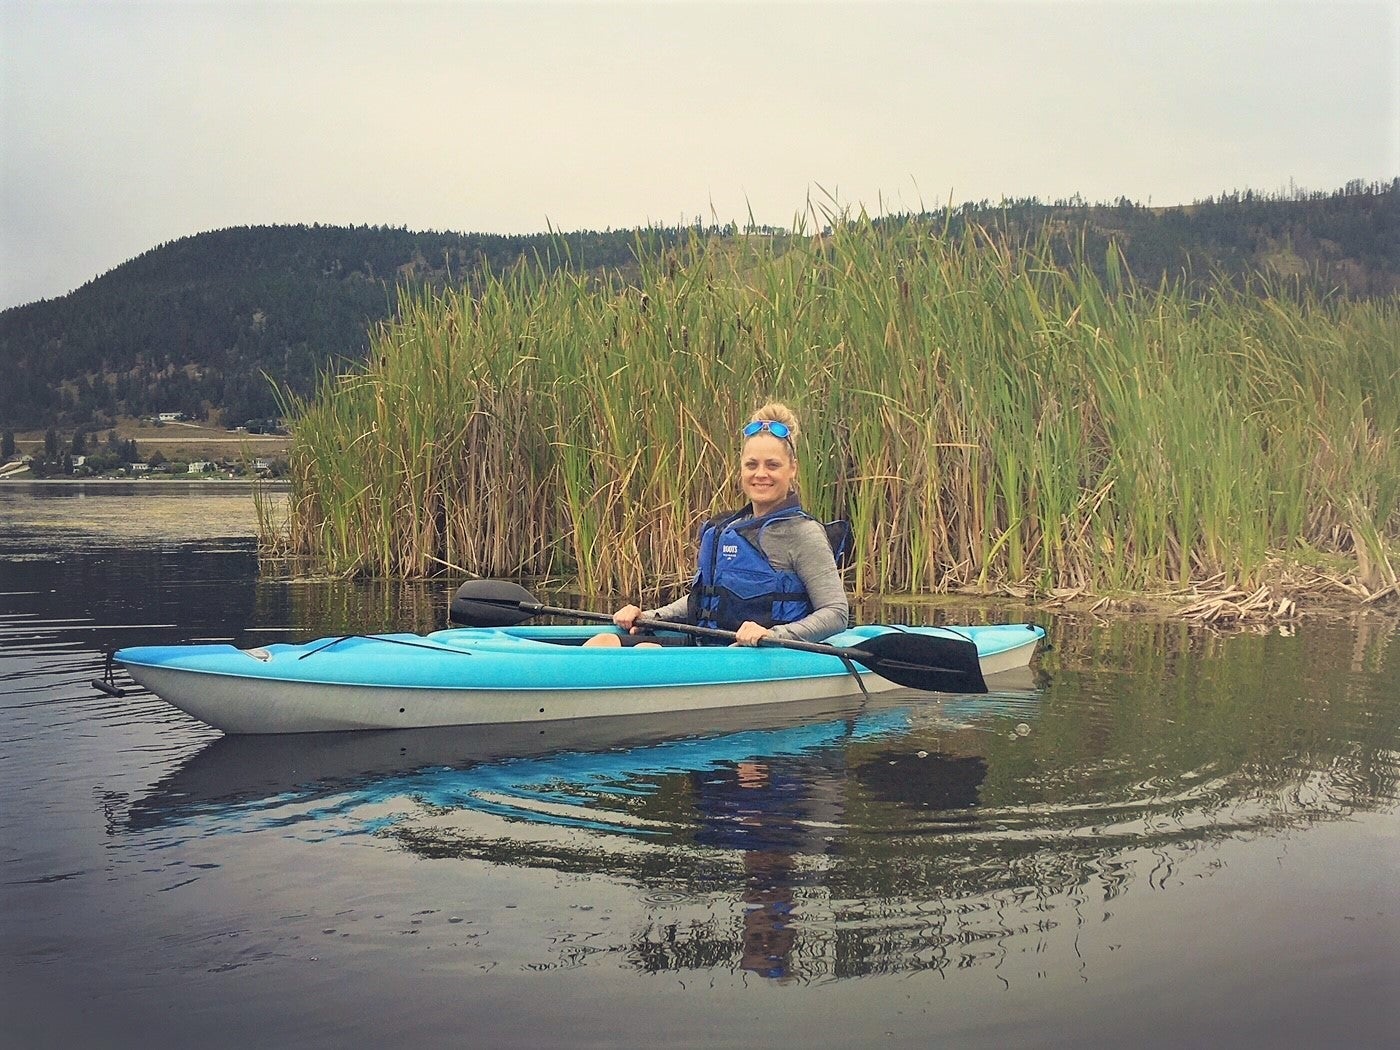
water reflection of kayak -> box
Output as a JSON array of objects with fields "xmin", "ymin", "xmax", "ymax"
[
  {"xmin": 124, "ymin": 680, "xmax": 1042, "ymax": 837},
  {"xmin": 122, "ymin": 696, "xmax": 890, "ymax": 831}
]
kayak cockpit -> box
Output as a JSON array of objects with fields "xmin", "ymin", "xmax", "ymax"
[{"xmin": 426, "ymin": 625, "xmax": 694, "ymax": 649}]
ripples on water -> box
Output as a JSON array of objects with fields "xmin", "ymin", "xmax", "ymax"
[{"xmin": 3, "ymin": 482, "xmax": 1398, "ymax": 1047}]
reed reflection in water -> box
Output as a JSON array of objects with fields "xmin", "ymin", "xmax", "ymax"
[{"xmin": 3, "ymin": 481, "xmax": 1397, "ymax": 1048}]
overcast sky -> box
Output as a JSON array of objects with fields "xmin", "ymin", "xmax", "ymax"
[{"xmin": 2, "ymin": 0, "xmax": 1396, "ymax": 310}]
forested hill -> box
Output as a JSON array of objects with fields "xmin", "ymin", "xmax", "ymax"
[
  {"xmin": 1, "ymin": 180, "xmax": 1396, "ymax": 432},
  {"xmin": 926, "ymin": 179, "xmax": 1398, "ymax": 299},
  {"xmin": 0, "ymin": 223, "xmax": 683, "ymax": 430}
]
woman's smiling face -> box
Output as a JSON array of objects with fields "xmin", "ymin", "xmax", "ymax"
[{"xmin": 740, "ymin": 433, "xmax": 797, "ymax": 516}]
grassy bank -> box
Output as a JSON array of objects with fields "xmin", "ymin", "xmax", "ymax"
[
  {"xmin": 8, "ymin": 419, "xmax": 291, "ymax": 462},
  {"xmin": 273, "ymin": 215, "xmax": 1400, "ymax": 610}
]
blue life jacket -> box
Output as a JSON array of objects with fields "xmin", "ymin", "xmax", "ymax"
[{"xmin": 688, "ymin": 499, "xmax": 818, "ymax": 634}]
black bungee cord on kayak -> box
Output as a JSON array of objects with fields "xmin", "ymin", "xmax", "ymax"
[
  {"xmin": 93, "ymin": 633, "xmax": 476, "ymax": 696},
  {"xmin": 296, "ymin": 634, "xmax": 477, "ymax": 660}
]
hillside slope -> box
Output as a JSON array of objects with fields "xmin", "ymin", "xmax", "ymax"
[{"xmin": 1, "ymin": 181, "xmax": 1394, "ymax": 433}]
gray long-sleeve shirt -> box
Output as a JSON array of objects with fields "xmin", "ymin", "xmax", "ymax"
[{"xmin": 647, "ymin": 513, "xmax": 849, "ymax": 642}]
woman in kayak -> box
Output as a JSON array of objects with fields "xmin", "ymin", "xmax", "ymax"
[{"xmin": 600, "ymin": 402, "xmax": 849, "ymax": 647}]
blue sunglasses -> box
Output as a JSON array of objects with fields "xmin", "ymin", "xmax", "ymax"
[{"xmin": 742, "ymin": 420, "xmax": 792, "ymax": 440}]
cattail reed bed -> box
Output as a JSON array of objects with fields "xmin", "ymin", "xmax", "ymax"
[{"xmin": 271, "ymin": 217, "xmax": 1400, "ymax": 613}]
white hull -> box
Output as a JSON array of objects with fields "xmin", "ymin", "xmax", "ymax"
[{"xmin": 124, "ymin": 663, "xmax": 920, "ymax": 734}]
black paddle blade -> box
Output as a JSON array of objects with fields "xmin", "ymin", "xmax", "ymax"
[
  {"xmin": 448, "ymin": 580, "xmax": 538, "ymax": 627},
  {"xmin": 851, "ymin": 631, "xmax": 988, "ymax": 694}
]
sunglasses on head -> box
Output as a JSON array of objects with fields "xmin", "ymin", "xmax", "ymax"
[{"xmin": 742, "ymin": 420, "xmax": 792, "ymax": 440}]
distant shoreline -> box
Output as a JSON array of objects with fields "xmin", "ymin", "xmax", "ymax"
[
  {"xmin": 6, "ymin": 422, "xmax": 291, "ymax": 462},
  {"xmin": 0, "ymin": 476, "xmax": 290, "ymax": 488},
  {"xmin": 103, "ymin": 434, "xmax": 290, "ymax": 444}
]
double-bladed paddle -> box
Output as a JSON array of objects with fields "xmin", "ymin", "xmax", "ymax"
[{"xmin": 448, "ymin": 580, "xmax": 988, "ymax": 694}]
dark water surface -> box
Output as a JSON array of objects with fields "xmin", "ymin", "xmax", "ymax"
[{"xmin": 3, "ymin": 482, "xmax": 1397, "ymax": 1048}]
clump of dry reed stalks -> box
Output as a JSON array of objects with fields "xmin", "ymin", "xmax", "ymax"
[{"xmin": 271, "ymin": 214, "xmax": 1400, "ymax": 617}]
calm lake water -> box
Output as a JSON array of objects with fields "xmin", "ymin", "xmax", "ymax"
[{"xmin": 2, "ymin": 481, "xmax": 1397, "ymax": 1049}]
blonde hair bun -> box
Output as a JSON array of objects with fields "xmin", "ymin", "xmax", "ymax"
[{"xmin": 748, "ymin": 402, "xmax": 800, "ymax": 446}]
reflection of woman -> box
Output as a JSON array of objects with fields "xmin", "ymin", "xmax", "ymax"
[
  {"xmin": 692, "ymin": 760, "xmax": 807, "ymax": 981},
  {"xmin": 610, "ymin": 402, "xmax": 848, "ymax": 646},
  {"xmin": 739, "ymin": 844, "xmax": 800, "ymax": 981}
]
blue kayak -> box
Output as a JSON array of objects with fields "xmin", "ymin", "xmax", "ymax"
[{"xmin": 114, "ymin": 622, "xmax": 1045, "ymax": 734}]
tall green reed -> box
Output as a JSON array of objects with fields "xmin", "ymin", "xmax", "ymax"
[{"xmin": 276, "ymin": 214, "xmax": 1400, "ymax": 601}]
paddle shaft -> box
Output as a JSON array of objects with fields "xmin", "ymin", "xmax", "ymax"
[
  {"xmin": 518, "ymin": 601, "xmax": 907, "ymax": 665},
  {"xmin": 447, "ymin": 580, "xmax": 990, "ymax": 692}
]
